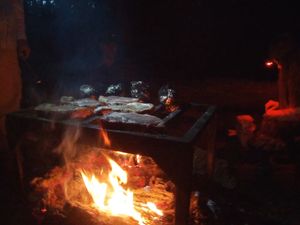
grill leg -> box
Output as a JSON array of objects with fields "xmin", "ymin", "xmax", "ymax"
[
  {"xmin": 6, "ymin": 117, "xmax": 26, "ymax": 197},
  {"xmin": 175, "ymin": 185, "xmax": 191, "ymax": 225},
  {"xmin": 174, "ymin": 150, "xmax": 193, "ymax": 225},
  {"xmin": 15, "ymin": 143, "xmax": 25, "ymax": 193}
]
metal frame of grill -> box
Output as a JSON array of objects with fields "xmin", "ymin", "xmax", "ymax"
[{"xmin": 6, "ymin": 103, "xmax": 217, "ymax": 225}]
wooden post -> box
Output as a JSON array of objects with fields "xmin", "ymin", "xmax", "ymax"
[{"xmin": 278, "ymin": 69, "xmax": 289, "ymax": 109}]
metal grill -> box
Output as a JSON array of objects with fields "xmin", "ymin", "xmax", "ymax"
[{"xmin": 6, "ymin": 103, "xmax": 216, "ymax": 225}]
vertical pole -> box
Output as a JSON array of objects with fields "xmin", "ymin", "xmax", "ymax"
[
  {"xmin": 6, "ymin": 115, "xmax": 26, "ymax": 197},
  {"xmin": 174, "ymin": 148, "xmax": 193, "ymax": 225},
  {"xmin": 278, "ymin": 70, "xmax": 289, "ymax": 108},
  {"xmin": 206, "ymin": 114, "xmax": 217, "ymax": 178}
]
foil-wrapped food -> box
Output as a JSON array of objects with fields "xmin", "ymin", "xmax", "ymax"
[
  {"xmin": 98, "ymin": 95, "xmax": 139, "ymax": 105},
  {"xmin": 158, "ymin": 85, "xmax": 178, "ymax": 112},
  {"xmin": 60, "ymin": 96, "xmax": 74, "ymax": 104},
  {"xmin": 158, "ymin": 85, "xmax": 176, "ymax": 106},
  {"xmin": 130, "ymin": 81, "xmax": 150, "ymax": 101},
  {"xmin": 34, "ymin": 103, "xmax": 94, "ymax": 119},
  {"xmin": 70, "ymin": 108, "xmax": 94, "ymax": 119},
  {"xmin": 34, "ymin": 103, "xmax": 83, "ymax": 112},
  {"xmin": 79, "ymin": 84, "xmax": 96, "ymax": 97},
  {"xmin": 101, "ymin": 112, "xmax": 164, "ymax": 127},
  {"xmin": 105, "ymin": 83, "xmax": 123, "ymax": 95},
  {"xmin": 68, "ymin": 98, "xmax": 101, "ymax": 107},
  {"xmin": 94, "ymin": 102, "xmax": 154, "ymax": 114}
]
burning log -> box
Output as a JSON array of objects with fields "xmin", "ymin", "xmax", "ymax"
[
  {"xmin": 42, "ymin": 204, "xmax": 142, "ymax": 225},
  {"xmin": 31, "ymin": 149, "xmax": 176, "ymax": 225}
]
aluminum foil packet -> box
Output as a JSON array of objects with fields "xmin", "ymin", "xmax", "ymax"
[
  {"xmin": 158, "ymin": 84, "xmax": 178, "ymax": 111},
  {"xmin": 101, "ymin": 112, "xmax": 164, "ymax": 127},
  {"xmin": 130, "ymin": 81, "xmax": 150, "ymax": 101},
  {"xmin": 105, "ymin": 83, "xmax": 123, "ymax": 96},
  {"xmin": 80, "ymin": 84, "xmax": 96, "ymax": 97}
]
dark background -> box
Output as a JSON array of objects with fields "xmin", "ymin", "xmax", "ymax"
[
  {"xmin": 24, "ymin": 0, "xmax": 300, "ymax": 83},
  {"xmin": 8, "ymin": 3, "xmax": 300, "ymax": 224}
]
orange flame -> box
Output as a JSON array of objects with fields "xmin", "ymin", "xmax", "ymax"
[
  {"xmin": 99, "ymin": 126, "xmax": 111, "ymax": 147},
  {"xmin": 146, "ymin": 202, "xmax": 163, "ymax": 216},
  {"xmin": 80, "ymin": 157, "xmax": 163, "ymax": 225}
]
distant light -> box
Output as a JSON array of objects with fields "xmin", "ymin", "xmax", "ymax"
[{"xmin": 265, "ymin": 60, "xmax": 274, "ymax": 68}]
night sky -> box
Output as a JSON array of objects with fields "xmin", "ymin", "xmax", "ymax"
[{"xmin": 25, "ymin": 0, "xmax": 300, "ymax": 81}]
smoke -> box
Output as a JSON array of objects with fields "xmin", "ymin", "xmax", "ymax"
[
  {"xmin": 53, "ymin": 126, "xmax": 81, "ymax": 167},
  {"xmin": 25, "ymin": 0, "xmax": 126, "ymax": 100}
]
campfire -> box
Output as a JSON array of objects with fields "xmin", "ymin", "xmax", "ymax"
[
  {"xmin": 31, "ymin": 127, "xmax": 175, "ymax": 225},
  {"xmin": 32, "ymin": 150, "xmax": 175, "ymax": 225},
  {"xmin": 7, "ymin": 98, "xmax": 216, "ymax": 225}
]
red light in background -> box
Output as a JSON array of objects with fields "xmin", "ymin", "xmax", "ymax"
[
  {"xmin": 40, "ymin": 208, "xmax": 47, "ymax": 214},
  {"xmin": 265, "ymin": 60, "xmax": 274, "ymax": 68}
]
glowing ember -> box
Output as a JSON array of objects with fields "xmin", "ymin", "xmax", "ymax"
[
  {"xmin": 31, "ymin": 149, "xmax": 176, "ymax": 224},
  {"xmin": 165, "ymin": 99, "xmax": 178, "ymax": 112},
  {"xmin": 80, "ymin": 157, "xmax": 163, "ymax": 225},
  {"xmin": 136, "ymin": 154, "xmax": 142, "ymax": 164}
]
